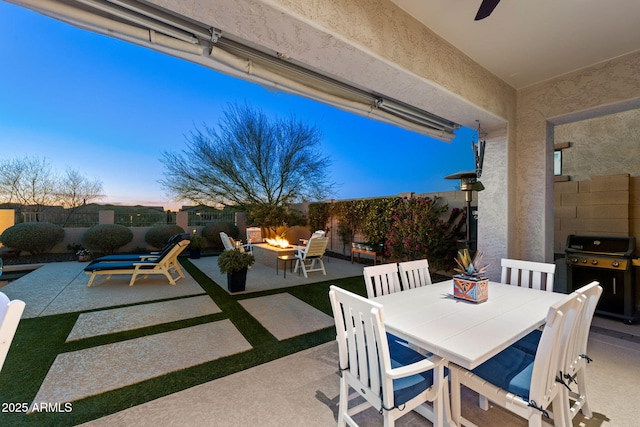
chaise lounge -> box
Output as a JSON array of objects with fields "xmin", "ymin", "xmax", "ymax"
[
  {"xmin": 83, "ymin": 239, "xmax": 190, "ymax": 287},
  {"xmin": 91, "ymin": 233, "xmax": 190, "ymax": 263}
]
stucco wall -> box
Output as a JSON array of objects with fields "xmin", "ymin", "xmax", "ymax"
[
  {"xmin": 555, "ymin": 109, "xmax": 640, "ymax": 181},
  {"xmin": 517, "ymin": 51, "xmax": 640, "ymax": 263}
]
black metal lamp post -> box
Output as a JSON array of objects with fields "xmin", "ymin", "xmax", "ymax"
[{"xmin": 445, "ymin": 121, "xmax": 486, "ymax": 251}]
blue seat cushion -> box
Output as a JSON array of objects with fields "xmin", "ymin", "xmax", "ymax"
[
  {"xmin": 388, "ymin": 339, "xmax": 445, "ymax": 406},
  {"xmin": 84, "ymin": 261, "xmax": 154, "ymax": 272},
  {"xmin": 93, "ymin": 254, "xmax": 150, "ymax": 262},
  {"xmin": 512, "ymin": 329, "xmax": 542, "ymax": 355},
  {"xmin": 471, "ymin": 345, "xmax": 535, "ymax": 401}
]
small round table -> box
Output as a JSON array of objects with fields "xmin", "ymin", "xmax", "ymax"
[{"xmin": 277, "ymin": 255, "xmax": 297, "ymax": 278}]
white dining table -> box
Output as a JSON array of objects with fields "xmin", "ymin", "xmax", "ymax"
[{"xmin": 372, "ymin": 280, "xmax": 567, "ymax": 370}]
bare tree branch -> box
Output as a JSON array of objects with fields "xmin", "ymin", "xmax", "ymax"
[{"xmin": 160, "ymin": 103, "xmax": 335, "ymax": 231}]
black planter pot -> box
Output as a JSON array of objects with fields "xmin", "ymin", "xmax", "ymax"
[
  {"xmin": 227, "ymin": 268, "xmax": 248, "ymax": 292},
  {"xmin": 189, "ymin": 249, "xmax": 201, "ymax": 259}
]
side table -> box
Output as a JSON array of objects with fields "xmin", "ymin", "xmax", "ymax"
[{"xmin": 277, "ymin": 255, "xmax": 298, "ymax": 278}]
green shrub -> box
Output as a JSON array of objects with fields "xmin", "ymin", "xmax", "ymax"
[
  {"xmin": 0, "ymin": 222, "xmax": 65, "ymax": 255},
  {"xmin": 217, "ymin": 249, "xmax": 255, "ymax": 273},
  {"xmin": 82, "ymin": 224, "xmax": 134, "ymax": 254},
  {"xmin": 144, "ymin": 225, "xmax": 185, "ymax": 249},
  {"xmin": 202, "ymin": 222, "xmax": 239, "ymax": 251}
]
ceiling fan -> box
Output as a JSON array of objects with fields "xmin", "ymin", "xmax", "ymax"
[{"xmin": 475, "ymin": 0, "xmax": 501, "ymax": 20}]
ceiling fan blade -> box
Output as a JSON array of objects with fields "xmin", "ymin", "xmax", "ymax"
[{"xmin": 475, "ymin": 0, "xmax": 501, "ymax": 21}]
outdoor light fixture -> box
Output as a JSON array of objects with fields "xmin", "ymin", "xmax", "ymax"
[{"xmin": 444, "ymin": 121, "xmax": 487, "ymax": 250}]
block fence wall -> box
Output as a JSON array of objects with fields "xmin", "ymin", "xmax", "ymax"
[{"xmin": 554, "ymin": 173, "xmax": 640, "ymax": 252}]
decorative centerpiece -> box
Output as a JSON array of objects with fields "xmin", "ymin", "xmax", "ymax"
[{"xmin": 452, "ymin": 248, "xmax": 489, "ymax": 303}]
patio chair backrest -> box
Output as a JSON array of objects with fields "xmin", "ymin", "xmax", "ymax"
[
  {"xmin": 219, "ymin": 232, "xmax": 235, "ymax": 251},
  {"xmin": 500, "ymin": 258, "xmax": 556, "ymax": 291},
  {"xmin": 529, "ymin": 292, "xmax": 582, "ymax": 407},
  {"xmin": 301, "ymin": 237, "xmax": 328, "ymax": 258},
  {"xmin": 246, "ymin": 227, "xmax": 263, "ymax": 244},
  {"xmin": 363, "ymin": 263, "xmax": 401, "ymax": 298},
  {"xmin": 0, "ymin": 292, "xmax": 26, "ymax": 372},
  {"xmin": 398, "ymin": 259, "xmax": 432, "ymax": 289},
  {"xmin": 328, "ymin": 286, "xmax": 396, "ymax": 412}
]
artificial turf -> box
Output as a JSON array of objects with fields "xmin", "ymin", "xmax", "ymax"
[{"xmin": 0, "ymin": 257, "xmax": 366, "ymax": 426}]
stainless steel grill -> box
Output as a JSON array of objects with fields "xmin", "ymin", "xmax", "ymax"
[{"xmin": 565, "ymin": 234, "xmax": 637, "ymax": 323}]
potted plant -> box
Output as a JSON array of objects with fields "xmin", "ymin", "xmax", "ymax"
[
  {"xmin": 452, "ymin": 248, "xmax": 489, "ymax": 303},
  {"xmin": 188, "ymin": 235, "xmax": 206, "ymax": 259},
  {"xmin": 217, "ymin": 249, "xmax": 255, "ymax": 292}
]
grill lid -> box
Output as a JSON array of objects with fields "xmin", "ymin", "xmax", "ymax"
[{"xmin": 565, "ymin": 235, "xmax": 636, "ymax": 257}]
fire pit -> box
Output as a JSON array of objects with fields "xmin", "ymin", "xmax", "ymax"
[{"xmin": 252, "ymin": 243, "xmax": 296, "ymax": 267}]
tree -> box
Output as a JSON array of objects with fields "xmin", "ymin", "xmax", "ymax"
[
  {"xmin": 57, "ymin": 168, "xmax": 104, "ymax": 226},
  {"xmin": 0, "ymin": 156, "xmax": 57, "ymax": 218},
  {"xmin": 0, "ymin": 156, "xmax": 104, "ymax": 222},
  {"xmin": 160, "ymin": 103, "xmax": 334, "ymax": 233}
]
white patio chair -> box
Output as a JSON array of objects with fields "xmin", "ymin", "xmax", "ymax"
[
  {"xmin": 514, "ymin": 281, "xmax": 603, "ymax": 421},
  {"xmin": 0, "ymin": 292, "xmax": 26, "ymax": 373},
  {"xmin": 220, "ymin": 232, "xmax": 249, "ymax": 253},
  {"xmin": 293, "ymin": 237, "xmax": 328, "ymax": 278},
  {"xmin": 450, "ymin": 291, "xmax": 583, "ymax": 427},
  {"xmin": 363, "ymin": 263, "xmax": 401, "ymax": 298},
  {"xmin": 398, "ymin": 259, "xmax": 433, "ymax": 290},
  {"xmin": 245, "ymin": 227, "xmax": 263, "ymax": 254},
  {"xmin": 566, "ymin": 281, "xmax": 602, "ymax": 419},
  {"xmin": 329, "ymin": 285, "xmax": 449, "ymax": 427},
  {"xmin": 501, "ymin": 258, "xmax": 556, "ymax": 291}
]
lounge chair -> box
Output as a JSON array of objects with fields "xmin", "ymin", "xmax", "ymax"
[
  {"xmin": 91, "ymin": 233, "xmax": 190, "ymax": 263},
  {"xmin": 84, "ymin": 239, "xmax": 190, "ymax": 287}
]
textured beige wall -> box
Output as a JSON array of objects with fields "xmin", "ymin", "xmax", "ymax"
[
  {"xmin": 517, "ymin": 51, "xmax": 640, "ymax": 262},
  {"xmin": 555, "ymin": 109, "xmax": 640, "ymax": 181}
]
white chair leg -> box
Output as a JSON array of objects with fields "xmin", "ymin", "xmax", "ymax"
[{"xmin": 479, "ymin": 394, "xmax": 490, "ymax": 410}]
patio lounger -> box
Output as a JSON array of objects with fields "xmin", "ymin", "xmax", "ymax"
[
  {"xmin": 84, "ymin": 240, "xmax": 189, "ymax": 287},
  {"xmin": 91, "ymin": 233, "xmax": 190, "ymax": 263}
]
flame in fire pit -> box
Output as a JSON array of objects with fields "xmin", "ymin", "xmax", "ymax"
[{"xmin": 266, "ymin": 237, "xmax": 290, "ymax": 248}]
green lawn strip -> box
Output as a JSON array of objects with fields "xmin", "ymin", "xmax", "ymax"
[
  {"xmin": 0, "ymin": 313, "xmax": 77, "ymax": 426},
  {"xmin": 0, "ymin": 258, "xmax": 366, "ymax": 426}
]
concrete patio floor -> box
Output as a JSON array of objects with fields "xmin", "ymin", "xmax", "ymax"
[{"xmin": 1, "ymin": 255, "xmax": 639, "ymax": 426}]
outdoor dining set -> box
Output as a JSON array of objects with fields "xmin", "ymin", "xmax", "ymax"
[{"xmin": 330, "ymin": 257, "xmax": 602, "ymax": 427}]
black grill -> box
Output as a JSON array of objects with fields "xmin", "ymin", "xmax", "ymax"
[{"xmin": 565, "ymin": 234, "xmax": 637, "ymax": 323}]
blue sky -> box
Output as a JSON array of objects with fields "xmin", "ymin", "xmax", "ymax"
[{"xmin": 0, "ymin": 2, "xmax": 475, "ymax": 211}]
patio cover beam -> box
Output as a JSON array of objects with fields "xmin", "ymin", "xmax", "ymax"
[{"xmin": 10, "ymin": 0, "xmax": 459, "ymax": 141}]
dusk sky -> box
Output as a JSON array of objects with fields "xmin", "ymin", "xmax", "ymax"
[{"xmin": 0, "ymin": 2, "xmax": 476, "ymax": 211}]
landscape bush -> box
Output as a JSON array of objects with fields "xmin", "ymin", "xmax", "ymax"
[
  {"xmin": 82, "ymin": 224, "xmax": 133, "ymax": 254},
  {"xmin": 0, "ymin": 222, "xmax": 65, "ymax": 255},
  {"xmin": 144, "ymin": 225, "xmax": 185, "ymax": 249},
  {"xmin": 202, "ymin": 222, "xmax": 239, "ymax": 251}
]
